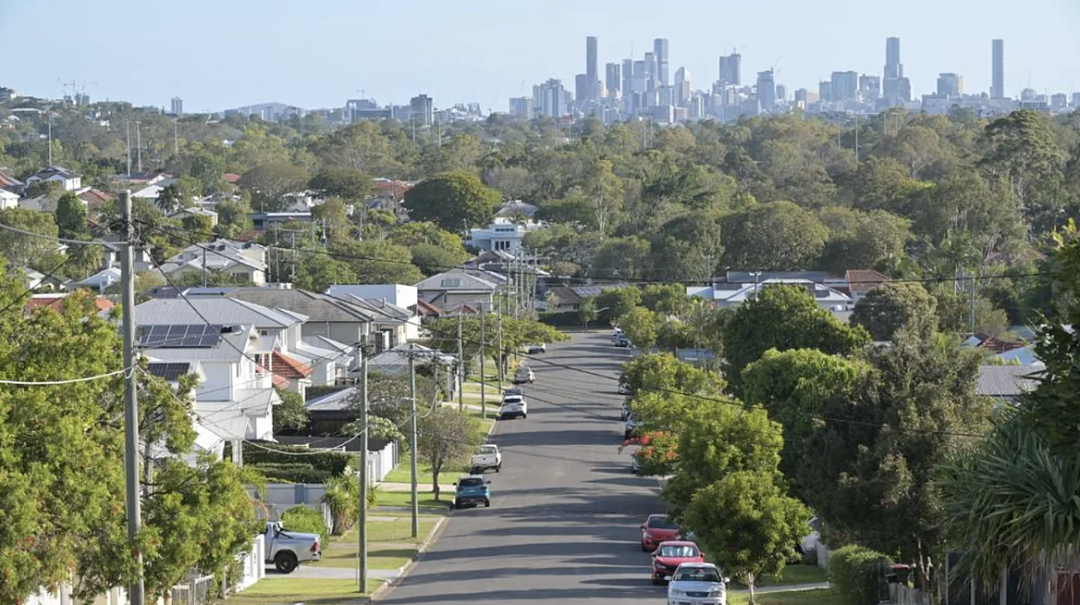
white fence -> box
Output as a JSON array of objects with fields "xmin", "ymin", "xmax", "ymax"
[{"xmin": 890, "ymin": 583, "xmax": 932, "ymax": 605}]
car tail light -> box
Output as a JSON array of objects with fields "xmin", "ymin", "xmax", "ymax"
[{"xmin": 311, "ymin": 542, "xmax": 319, "ymax": 553}]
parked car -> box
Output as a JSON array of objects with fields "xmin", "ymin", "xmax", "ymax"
[
  {"xmin": 499, "ymin": 395, "xmax": 528, "ymax": 420},
  {"xmin": 620, "ymin": 399, "xmax": 631, "ymax": 421},
  {"xmin": 470, "ymin": 444, "xmax": 502, "ymax": 474},
  {"xmin": 652, "ymin": 541, "xmax": 706, "ymax": 585},
  {"xmin": 526, "ymin": 343, "xmax": 546, "ymax": 354},
  {"xmin": 666, "ymin": 562, "xmax": 728, "ymax": 605},
  {"xmin": 625, "ymin": 414, "xmax": 642, "ymax": 440},
  {"xmin": 263, "ymin": 520, "xmax": 321, "ymax": 574},
  {"xmin": 451, "ymin": 474, "xmax": 491, "ymax": 509},
  {"xmin": 640, "ymin": 514, "xmax": 680, "ymax": 552},
  {"xmin": 614, "ymin": 334, "xmax": 632, "ymax": 347},
  {"xmin": 513, "ymin": 366, "xmax": 535, "ymax": 384},
  {"xmin": 503, "ymin": 387, "xmax": 524, "ymax": 397},
  {"xmin": 618, "ymin": 382, "xmax": 632, "ymax": 395}
]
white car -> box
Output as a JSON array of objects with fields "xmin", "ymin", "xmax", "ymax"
[
  {"xmin": 620, "ymin": 400, "xmax": 631, "ymax": 421},
  {"xmin": 470, "ymin": 444, "xmax": 502, "ymax": 473},
  {"xmin": 667, "ymin": 563, "xmax": 728, "ymax": 605},
  {"xmin": 499, "ymin": 395, "xmax": 527, "ymax": 420},
  {"xmin": 618, "ymin": 382, "xmax": 631, "ymax": 395},
  {"xmin": 513, "ymin": 366, "xmax": 535, "ymax": 384},
  {"xmin": 800, "ymin": 516, "xmax": 822, "ymax": 554}
]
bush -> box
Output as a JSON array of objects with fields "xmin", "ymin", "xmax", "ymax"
[
  {"xmin": 251, "ymin": 463, "xmax": 333, "ymax": 484},
  {"xmin": 280, "ymin": 505, "xmax": 329, "ymax": 545},
  {"xmin": 322, "ymin": 473, "xmax": 359, "ymax": 535},
  {"xmin": 829, "ymin": 545, "xmax": 891, "ymax": 605},
  {"xmin": 538, "ymin": 311, "xmax": 584, "ymax": 327},
  {"xmin": 242, "ymin": 441, "xmax": 355, "ymax": 475}
]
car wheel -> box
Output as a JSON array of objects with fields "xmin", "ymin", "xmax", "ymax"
[
  {"xmin": 522, "ymin": 413, "xmax": 527, "ymax": 419},
  {"xmin": 641, "ymin": 541, "xmax": 649, "ymax": 552},
  {"xmin": 484, "ymin": 499, "xmax": 491, "ymax": 508},
  {"xmin": 449, "ymin": 501, "xmax": 457, "ymax": 510},
  {"xmin": 274, "ymin": 551, "xmax": 299, "ymax": 574},
  {"xmin": 652, "ymin": 576, "xmax": 662, "ymax": 586},
  {"xmin": 496, "ymin": 464, "xmax": 501, "ymax": 472}
]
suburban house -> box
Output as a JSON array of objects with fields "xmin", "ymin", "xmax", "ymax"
[
  {"xmin": 177, "ymin": 286, "xmax": 377, "ymax": 362},
  {"xmin": 368, "ymin": 342, "xmax": 459, "ymax": 394},
  {"xmin": 100, "ymin": 234, "xmax": 153, "ymax": 272},
  {"xmin": 466, "ymin": 217, "xmax": 543, "ymax": 252},
  {"xmin": 249, "ymin": 212, "xmax": 313, "ymax": 231},
  {"xmin": 68, "ymin": 267, "xmax": 121, "ymax": 293},
  {"xmin": 136, "ymin": 323, "xmax": 281, "ymax": 445},
  {"xmin": 25, "ymin": 292, "xmax": 114, "ymax": 317},
  {"xmin": 326, "ymin": 284, "xmax": 422, "ymax": 346},
  {"xmin": 414, "ymin": 269, "xmax": 499, "ymax": 312},
  {"xmin": 158, "ymin": 240, "xmax": 268, "ymax": 285},
  {"xmin": 144, "ymin": 361, "xmax": 230, "ymax": 462},
  {"xmin": 21, "ymin": 268, "xmax": 65, "ymax": 292},
  {"xmin": 844, "ymin": 269, "xmax": 891, "ymax": 303},
  {"xmin": 24, "ymin": 166, "xmax": 82, "ymax": 191},
  {"xmin": 0, "ymin": 187, "xmax": 17, "ymax": 209},
  {"xmin": 688, "ymin": 278, "xmax": 852, "ymax": 310},
  {"xmin": 0, "ymin": 171, "xmax": 25, "ymax": 195},
  {"xmin": 495, "ymin": 200, "xmax": 539, "ymax": 220},
  {"xmin": 135, "ymin": 297, "xmax": 354, "ymax": 395},
  {"xmin": 415, "ymin": 299, "xmax": 442, "ymax": 323},
  {"xmin": 76, "ymin": 188, "xmax": 113, "ymax": 214},
  {"xmin": 168, "ymin": 206, "xmax": 219, "ymax": 226},
  {"xmin": 976, "ymin": 364, "xmax": 1041, "ymax": 404}
]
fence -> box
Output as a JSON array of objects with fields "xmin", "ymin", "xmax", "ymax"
[
  {"xmin": 890, "ymin": 583, "xmax": 933, "ymax": 605},
  {"xmin": 170, "ymin": 575, "xmax": 213, "ymax": 605}
]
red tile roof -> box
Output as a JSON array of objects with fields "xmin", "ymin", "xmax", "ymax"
[
  {"xmin": 272, "ymin": 374, "xmax": 291, "ymax": 389},
  {"xmin": 77, "ymin": 188, "xmax": 113, "ymax": 207},
  {"xmin": 0, "ymin": 172, "xmax": 22, "ymax": 188},
  {"xmin": 845, "ymin": 269, "xmax": 891, "ymax": 293},
  {"xmin": 26, "ymin": 293, "xmax": 114, "ymax": 314},
  {"xmin": 416, "ymin": 299, "xmax": 442, "ymax": 316},
  {"xmin": 272, "ymin": 351, "xmax": 313, "ymax": 380},
  {"xmin": 223, "ymin": 173, "xmax": 242, "ymax": 184},
  {"xmin": 976, "ymin": 335, "xmax": 1025, "ymax": 354}
]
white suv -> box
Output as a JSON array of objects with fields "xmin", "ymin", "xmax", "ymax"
[{"xmin": 499, "ymin": 395, "xmax": 528, "ymax": 420}]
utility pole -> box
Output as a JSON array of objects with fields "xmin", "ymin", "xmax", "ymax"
[
  {"xmin": 357, "ymin": 337, "xmax": 370, "ymax": 593},
  {"xmin": 135, "ymin": 121, "xmax": 143, "ymax": 173},
  {"xmin": 120, "ymin": 190, "xmax": 146, "ymax": 605},
  {"xmin": 479, "ymin": 313, "xmax": 487, "ymax": 420},
  {"xmin": 497, "ymin": 310, "xmax": 504, "ymax": 391},
  {"xmin": 47, "ymin": 113, "xmax": 53, "ymax": 165},
  {"xmin": 456, "ymin": 313, "xmax": 464, "ymax": 412},
  {"xmin": 969, "ymin": 271, "xmax": 977, "ymax": 337},
  {"xmin": 173, "ymin": 119, "xmax": 179, "ymax": 157},
  {"xmin": 202, "ymin": 246, "xmax": 207, "ymax": 288},
  {"xmin": 408, "ymin": 351, "xmax": 419, "ymax": 538},
  {"xmin": 126, "ymin": 120, "xmax": 132, "ymax": 176}
]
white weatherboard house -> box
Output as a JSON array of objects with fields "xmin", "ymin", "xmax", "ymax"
[
  {"xmin": 24, "ymin": 166, "xmax": 82, "ymax": 191},
  {"xmin": 687, "ymin": 278, "xmax": 851, "ymax": 310},
  {"xmin": 158, "ymin": 240, "xmax": 269, "ymax": 286},
  {"xmin": 414, "ymin": 269, "xmax": 499, "ymax": 313},
  {"xmin": 327, "ymin": 284, "xmax": 421, "ymax": 346}
]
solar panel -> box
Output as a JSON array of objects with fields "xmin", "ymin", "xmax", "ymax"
[
  {"xmin": 136, "ymin": 324, "xmax": 224, "ymax": 348},
  {"xmin": 146, "ymin": 362, "xmax": 191, "ymax": 381}
]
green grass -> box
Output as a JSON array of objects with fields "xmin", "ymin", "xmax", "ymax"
[
  {"xmin": 728, "ymin": 588, "xmax": 834, "ymax": 605},
  {"xmin": 373, "ymin": 489, "xmax": 448, "ymax": 509},
  {"xmin": 225, "ymin": 578, "xmax": 383, "ymax": 605},
  {"xmin": 311, "ymin": 518, "xmax": 441, "ymax": 570},
  {"xmin": 755, "ymin": 564, "xmax": 829, "ymax": 587},
  {"xmin": 382, "ymin": 455, "xmax": 438, "ymax": 484}
]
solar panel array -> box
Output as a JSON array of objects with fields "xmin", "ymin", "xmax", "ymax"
[
  {"xmin": 136, "ymin": 324, "xmax": 224, "ymax": 348},
  {"xmin": 146, "ymin": 362, "xmax": 192, "ymax": 381}
]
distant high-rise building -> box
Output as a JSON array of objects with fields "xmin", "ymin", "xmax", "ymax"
[
  {"xmin": 831, "ymin": 71, "xmax": 858, "ymax": 102},
  {"xmin": 884, "ymin": 37, "xmax": 902, "ymax": 79},
  {"xmin": 718, "ymin": 52, "xmax": 741, "ymax": 86},
  {"xmin": 509, "ymin": 97, "xmax": 534, "ymax": 120},
  {"xmin": 1051, "ymin": 93, "xmax": 1068, "ymax": 110},
  {"xmin": 1073, "ymin": 92, "xmax": 1080, "ymax": 108},
  {"xmin": 606, "ymin": 63, "xmax": 621, "ymax": 98},
  {"xmin": 757, "ymin": 70, "xmax": 776, "ymax": 111},
  {"xmin": 991, "ymin": 39, "xmax": 1005, "ymax": 99},
  {"xmin": 654, "ymin": 38, "xmax": 670, "ymax": 87},
  {"xmin": 883, "ymin": 37, "xmax": 911, "ymax": 105},
  {"xmin": 409, "ymin": 94, "xmax": 434, "ymax": 126},
  {"xmin": 170, "ymin": 97, "xmax": 184, "ymax": 116},
  {"xmin": 936, "ymin": 73, "xmax": 964, "ymax": 98},
  {"xmin": 533, "ymin": 79, "xmax": 567, "ymax": 118},
  {"xmin": 644, "ymin": 52, "xmax": 657, "ymax": 79},
  {"xmin": 819, "ymin": 81, "xmax": 834, "ymax": 103},
  {"xmin": 775, "ymin": 84, "xmax": 787, "ymax": 103},
  {"xmin": 858, "ymin": 75, "xmax": 881, "ymax": 101},
  {"xmin": 674, "ymin": 67, "xmax": 691, "ymax": 107},
  {"xmin": 586, "ymin": 36, "xmax": 599, "ymax": 101},
  {"xmin": 575, "ymin": 74, "xmax": 590, "ymax": 102}
]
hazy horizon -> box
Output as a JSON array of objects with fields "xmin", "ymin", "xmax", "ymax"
[{"xmin": 2, "ymin": 0, "xmax": 1078, "ymax": 112}]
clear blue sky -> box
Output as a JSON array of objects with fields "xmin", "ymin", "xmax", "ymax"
[{"xmin": 2, "ymin": 0, "xmax": 1078, "ymax": 112}]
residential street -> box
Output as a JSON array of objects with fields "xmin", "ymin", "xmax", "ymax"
[{"xmin": 378, "ymin": 331, "xmax": 671, "ymax": 604}]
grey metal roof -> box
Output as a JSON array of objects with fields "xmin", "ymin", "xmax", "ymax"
[
  {"xmin": 135, "ymin": 297, "xmax": 304, "ymax": 329},
  {"xmin": 339, "ymin": 295, "xmax": 412, "ymax": 323},
  {"xmin": 414, "ymin": 270, "xmax": 500, "ymax": 292},
  {"xmin": 185, "ymin": 287, "xmax": 378, "ymax": 323},
  {"xmin": 976, "ymin": 365, "xmax": 1042, "ymax": 397},
  {"xmin": 305, "ymin": 387, "xmax": 357, "ymax": 412}
]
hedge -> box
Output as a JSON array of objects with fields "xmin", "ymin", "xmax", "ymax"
[
  {"xmin": 280, "ymin": 505, "xmax": 329, "ymax": 545},
  {"xmin": 251, "ymin": 464, "xmax": 333, "ymax": 484},
  {"xmin": 829, "ymin": 544, "xmax": 892, "ymax": 605},
  {"xmin": 242, "ymin": 441, "xmax": 355, "ymax": 475},
  {"xmin": 538, "ymin": 311, "xmax": 582, "ymax": 327}
]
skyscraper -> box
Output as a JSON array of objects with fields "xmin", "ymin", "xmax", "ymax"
[
  {"xmin": 508, "ymin": 97, "xmax": 533, "ymax": 120},
  {"xmin": 674, "ymin": 67, "xmax": 690, "ymax": 107},
  {"xmin": 533, "ymin": 79, "xmax": 567, "ymax": 118},
  {"xmin": 409, "ymin": 94, "xmax": 434, "ymax": 126},
  {"xmin": 858, "ymin": 75, "xmax": 881, "ymax": 101},
  {"xmin": 884, "ymin": 37, "xmax": 902, "ymax": 79},
  {"xmin": 883, "ymin": 37, "xmax": 911, "ymax": 105},
  {"xmin": 644, "ymin": 52, "xmax": 657, "ymax": 79},
  {"xmin": 654, "ymin": 38, "xmax": 670, "ymax": 88},
  {"xmin": 831, "ymin": 71, "xmax": 859, "ymax": 102},
  {"xmin": 575, "ymin": 74, "xmax": 590, "ymax": 103},
  {"xmin": 757, "ymin": 70, "xmax": 776, "ymax": 111},
  {"xmin": 170, "ymin": 97, "xmax": 183, "ymax": 116},
  {"xmin": 718, "ymin": 52, "xmax": 741, "ymax": 87},
  {"xmin": 606, "ymin": 62, "xmax": 621, "ymax": 98},
  {"xmin": 586, "ymin": 36, "xmax": 599, "ymax": 101},
  {"xmin": 991, "ymin": 39, "xmax": 1005, "ymax": 98},
  {"xmin": 936, "ymin": 73, "xmax": 964, "ymax": 97}
]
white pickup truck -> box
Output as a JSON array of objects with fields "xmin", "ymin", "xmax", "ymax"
[
  {"xmin": 470, "ymin": 444, "xmax": 502, "ymax": 474},
  {"xmin": 264, "ymin": 520, "xmax": 321, "ymax": 574}
]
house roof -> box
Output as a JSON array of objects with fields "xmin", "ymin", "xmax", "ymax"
[
  {"xmin": 495, "ymin": 200, "xmax": 539, "ymax": 218},
  {"xmin": 723, "ymin": 271, "xmax": 839, "ymax": 284},
  {"xmin": 369, "ymin": 343, "xmax": 456, "ymax": 374},
  {"xmin": 138, "ymin": 325, "xmax": 257, "ymax": 363},
  {"xmin": 146, "ymin": 362, "xmax": 192, "ymax": 382},
  {"xmin": 272, "ymin": 351, "xmax": 313, "ymax": 379},
  {"xmin": 414, "ymin": 270, "xmax": 500, "ymax": 292},
  {"xmin": 195, "ymin": 387, "xmax": 280, "ymax": 441},
  {"xmin": 76, "ymin": 187, "xmax": 113, "ymax": 207},
  {"xmin": 976, "ymin": 365, "xmax": 1042, "ymax": 398},
  {"xmin": 26, "ymin": 293, "xmax": 114, "ymax": 314},
  {"xmin": 135, "ymin": 297, "xmax": 304, "ymax": 330},
  {"xmin": 339, "ymin": 295, "xmax": 412, "ymax": 323},
  {"xmin": 304, "ymin": 387, "xmax": 357, "ymax": 412},
  {"xmin": 0, "ymin": 172, "xmax": 24, "ymax": 188},
  {"xmin": 690, "ymin": 279, "xmax": 852, "ymax": 305},
  {"xmin": 185, "ymin": 287, "xmax": 379, "ymax": 323},
  {"xmin": 30, "ymin": 166, "xmax": 78, "ymax": 180},
  {"xmin": 845, "ymin": 269, "xmax": 891, "ymax": 294},
  {"xmin": 223, "ymin": 173, "xmax": 242, "ymax": 183},
  {"xmin": 415, "ymin": 299, "xmax": 442, "ymax": 316},
  {"xmin": 547, "ymin": 285, "xmax": 583, "ymax": 306}
]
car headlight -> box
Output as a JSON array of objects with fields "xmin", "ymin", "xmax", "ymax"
[
  {"xmin": 669, "ymin": 589, "xmax": 686, "ymax": 596},
  {"xmin": 709, "ymin": 589, "xmax": 725, "ymax": 597}
]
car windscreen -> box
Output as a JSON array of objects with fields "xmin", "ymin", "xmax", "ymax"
[
  {"xmin": 674, "ymin": 568, "xmax": 722, "ymax": 583},
  {"xmin": 478, "ymin": 446, "xmax": 497, "ymax": 454},
  {"xmin": 647, "ymin": 516, "xmax": 677, "ymax": 529},
  {"xmin": 502, "ymin": 397, "xmax": 523, "ymax": 405},
  {"xmin": 458, "ymin": 478, "xmax": 484, "ymax": 488},
  {"xmin": 660, "ymin": 545, "xmax": 698, "ymax": 558}
]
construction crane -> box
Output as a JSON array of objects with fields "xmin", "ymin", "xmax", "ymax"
[{"xmin": 354, "ymin": 88, "xmax": 378, "ymax": 101}]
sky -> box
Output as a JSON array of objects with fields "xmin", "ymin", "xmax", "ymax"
[{"xmin": 1, "ymin": 0, "xmax": 1079, "ymax": 113}]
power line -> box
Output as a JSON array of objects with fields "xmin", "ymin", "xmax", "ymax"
[
  {"xmin": 0, "ymin": 367, "xmax": 131, "ymax": 385},
  {"xmin": 0, "ymin": 222, "xmax": 130, "ymax": 246}
]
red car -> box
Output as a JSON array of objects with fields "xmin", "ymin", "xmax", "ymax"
[
  {"xmin": 651, "ymin": 541, "xmax": 705, "ymax": 584},
  {"xmin": 640, "ymin": 514, "xmax": 680, "ymax": 552}
]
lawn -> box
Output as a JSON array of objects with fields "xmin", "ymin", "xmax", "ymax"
[
  {"xmin": 728, "ymin": 588, "xmax": 834, "ymax": 605},
  {"xmin": 373, "ymin": 489, "xmax": 449, "ymax": 509},
  {"xmin": 382, "ymin": 454, "xmax": 438, "ymax": 484},
  {"xmin": 225, "ymin": 578, "xmax": 383, "ymax": 605},
  {"xmin": 756, "ymin": 564, "xmax": 829, "ymax": 587},
  {"xmin": 312, "ymin": 518, "xmax": 440, "ymax": 570}
]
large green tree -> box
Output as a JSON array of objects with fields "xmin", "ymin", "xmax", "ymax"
[
  {"xmin": 722, "ymin": 201, "xmax": 828, "ymax": 271},
  {"xmin": 328, "ymin": 240, "xmax": 422, "ymax": 285},
  {"xmin": 308, "ymin": 167, "xmax": 372, "ymax": 201},
  {"xmin": 403, "ymin": 171, "xmax": 501, "ymax": 231},
  {"xmin": 55, "ymin": 192, "xmax": 88, "ymax": 239},
  {"xmin": 850, "ymin": 282, "xmax": 938, "ymax": 341},
  {"xmin": 238, "ymin": 161, "xmax": 311, "ymax": 212}
]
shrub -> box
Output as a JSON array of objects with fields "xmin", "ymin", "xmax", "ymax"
[
  {"xmin": 242, "ymin": 441, "xmax": 355, "ymax": 475},
  {"xmin": 829, "ymin": 545, "xmax": 891, "ymax": 605},
  {"xmin": 250, "ymin": 463, "xmax": 333, "ymax": 484},
  {"xmin": 280, "ymin": 505, "xmax": 329, "ymax": 545},
  {"xmin": 322, "ymin": 473, "xmax": 359, "ymax": 535}
]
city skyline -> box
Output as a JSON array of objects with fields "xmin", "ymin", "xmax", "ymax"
[{"xmin": 1, "ymin": 0, "xmax": 1078, "ymax": 111}]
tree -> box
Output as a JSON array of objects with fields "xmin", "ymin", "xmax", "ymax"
[
  {"xmin": 722, "ymin": 201, "xmax": 828, "ymax": 271},
  {"xmin": 273, "ymin": 387, "xmax": 310, "ymax": 432},
  {"xmin": 308, "ymin": 167, "xmax": 372, "ymax": 201},
  {"xmin": 648, "ymin": 211, "xmax": 726, "ymax": 282},
  {"xmin": 597, "ymin": 287, "xmax": 642, "ymax": 322},
  {"xmin": 619, "ymin": 307, "xmax": 661, "ymax": 350},
  {"xmin": 424, "ymin": 316, "xmax": 568, "ymax": 374},
  {"xmin": 721, "ymin": 285, "xmax": 870, "ymax": 395},
  {"xmin": 417, "ymin": 407, "xmax": 482, "ymax": 501},
  {"xmin": 328, "ymin": 240, "xmax": 422, "ymax": 285},
  {"xmin": 683, "ymin": 473, "xmax": 810, "ymax": 604},
  {"xmin": 213, "ymin": 197, "xmax": 253, "ymax": 239},
  {"xmin": 55, "ymin": 192, "xmax": 87, "ymax": 239},
  {"xmin": 403, "ymin": 171, "xmax": 501, "ymax": 231},
  {"xmin": 817, "ymin": 208, "xmax": 912, "ymax": 274},
  {"xmin": 410, "ymin": 243, "xmax": 466, "ymax": 277},
  {"xmin": 189, "ymin": 150, "xmax": 226, "ymax": 194},
  {"xmin": 238, "ymin": 161, "xmax": 311, "ymax": 212},
  {"xmin": 591, "ymin": 236, "xmax": 651, "ymax": 280},
  {"xmin": 620, "ymin": 353, "xmax": 723, "ymax": 404},
  {"xmin": 311, "ymin": 197, "xmax": 352, "ymax": 242},
  {"xmin": 640, "ymin": 283, "xmax": 691, "ymax": 317},
  {"xmin": 850, "ymin": 282, "xmax": 938, "ymax": 341},
  {"xmin": 585, "ymin": 159, "xmax": 624, "ymax": 235},
  {"xmin": 577, "ymin": 296, "xmax": 599, "ymax": 329},
  {"xmin": 979, "ymin": 110, "xmax": 1067, "ymax": 231},
  {"xmin": 0, "ymin": 207, "xmax": 59, "ymax": 268}
]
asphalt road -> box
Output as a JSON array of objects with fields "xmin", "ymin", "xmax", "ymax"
[{"xmin": 378, "ymin": 331, "xmax": 671, "ymax": 604}]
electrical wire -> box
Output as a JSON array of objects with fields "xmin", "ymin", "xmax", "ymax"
[
  {"xmin": 0, "ymin": 367, "xmax": 131, "ymax": 385},
  {"xmin": 0, "ymin": 221, "xmax": 131, "ymax": 246}
]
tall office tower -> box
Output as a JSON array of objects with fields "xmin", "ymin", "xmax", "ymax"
[
  {"xmin": 409, "ymin": 94, "xmax": 434, "ymax": 125},
  {"xmin": 586, "ymin": 36, "xmax": 599, "ymax": 101},
  {"xmin": 936, "ymin": 73, "xmax": 964, "ymax": 97},
  {"xmin": 170, "ymin": 97, "xmax": 183, "ymax": 115},
  {"xmin": 794, "ymin": 89, "xmax": 808, "ymax": 104},
  {"xmin": 819, "ymin": 81, "xmax": 834, "ymax": 103},
  {"xmin": 533, "ymin": 79, "xmax": 567, "ymax": 118},
  {"xmin": 757, "ymin": 70, "xmax": 776, "ymax": 111},
  {"xmin": 606, "ymin": 63, "xmax": 621, "ymax": 98},
  {"xmin": 622, "ymin": 59, "xmax": 634, "ymax": 106},
  {"xmin": 775, "ymin": 84, "xmax": 787, "ymax": 103},
  {"xmin": 674, "ymin": 67, "xmax": 691, "ymax": 107},
  {"xmin": 991, "ymin": 39, "xmax": 1005, "ymax": 98},
  {"xmin": 654, "ymin": 38, "xmax": 670, "ymax": 87},
  {"xmin": 718, "ymin": 52, "xmax": 741, "ymax": 86},
  {"xmin": 644, "ymin": 52, "xmax": 657, "ymax": 79},
  {"xmin": 882, "ymin": 37, "xmax": 911, "ymax": 104},
  {"xmin": 830, "ymin": 71, "xmax": 859, "ymax": 102},
  {"xmin": 884, "ymin": 37, "xmax": 902, "ymax": 79},
  {"xmin": 858, "ymin": 75, "xmax": 881, "ymax": 101},
  {"xmin": 575, "ymin": 74, "xmax": 590, "ymax": 103},
  {"xmin": 508, "ymin": 97, "xmax": 534, "ymax": 120}
]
